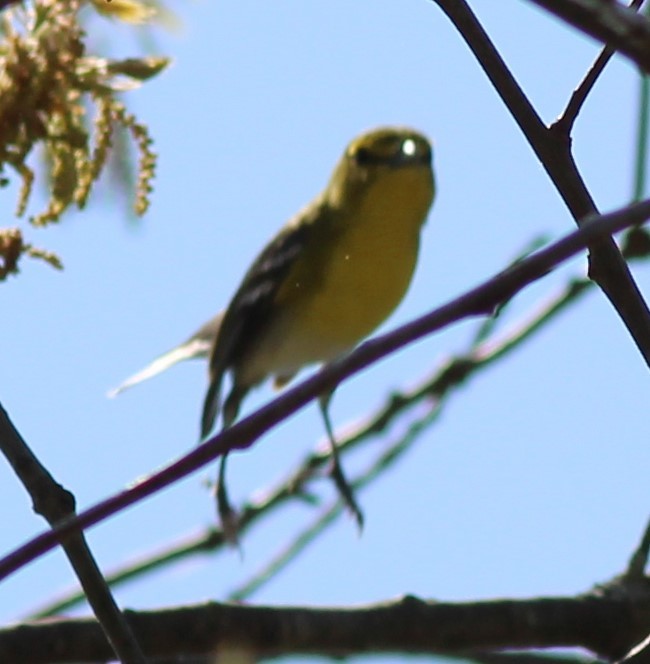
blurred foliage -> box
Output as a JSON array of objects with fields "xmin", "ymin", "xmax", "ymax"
[
  {"xmin": 0, "ymin": 0, "xmax": 169, "ymax": 279},
  {"xmin": 0, "ymin": 226, "xmax": 62, "ymax": 278}
]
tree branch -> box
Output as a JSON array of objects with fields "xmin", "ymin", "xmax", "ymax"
[
  {"xmin": 0, "ymin": 405, "xmax": 146, "ymax": 663},
  {"xmin": 432, "ymin": 0, "xmax": 650, "ymax": 372},
  {"xmin": 2, "ymin": 590, "xmax": 650, "ymax": 663},
  {"xmin": 526, "ymin": 0, "xmax": 650, "ymax": 73},
  {"xmin": 553, "ymin": 0, "xmax": 646, "ymax": 136}
]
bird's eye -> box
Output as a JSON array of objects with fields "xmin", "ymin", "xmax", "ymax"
[{"xmin": 402, "ymin": 138, "xmax": 416, "ymax": 157}]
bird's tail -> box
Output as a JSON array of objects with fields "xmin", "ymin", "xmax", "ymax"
[
  {"xmin": 200, "ymin": 377, "xmax": 222, "ymax": 440},
  {"xmin": 108, "ymin": 313, "xmax": 223, "ymax": 397}
]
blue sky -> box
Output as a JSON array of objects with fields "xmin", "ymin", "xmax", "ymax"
[{"xmin": 2, "ymin": 2, "xmax": 649, "ymax": 660}]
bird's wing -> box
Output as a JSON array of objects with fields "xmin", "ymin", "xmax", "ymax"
[{"xmin": 201, "ymin": 204, "xmax": 322, "ymax": 435}]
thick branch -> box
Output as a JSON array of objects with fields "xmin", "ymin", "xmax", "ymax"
[{"xmin": 1, "ymin": 591, "xmax": 649, "ymax": 663}]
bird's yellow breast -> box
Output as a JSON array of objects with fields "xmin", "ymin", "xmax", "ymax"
[{"xmin": 238, "ymin": 164, "xmax": 434, "ymax": 386}]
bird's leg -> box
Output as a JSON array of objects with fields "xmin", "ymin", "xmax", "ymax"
[
  {"xmin": 318, "ymin": 389, "xmax": 364, "ymax": 530},
  {"xmin": 216, "ymin": 453, "xmax": 241, "ymax": 546},
  {"xmin": 214, "ymin": 389, "xmax": 245, "ymax": 545}
]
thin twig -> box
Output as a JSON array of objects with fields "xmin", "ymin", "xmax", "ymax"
[
  {"xmin": 228, "ymin": 406, "xmax": 439, "ymax": 601},
  {"xmin": 633, "ymin": 72, "xmax": 650, "ymax": 202},
  {"xmin": 633, "ymin": 1, "xmax": 650, "ymax": 202},
  {"xmin": 555, "ymin": 48, "xmax": 615, "ymax": 135},
  {"xmin": 555, "ymin": 0, "xmax": 644, "ymax": 134}
]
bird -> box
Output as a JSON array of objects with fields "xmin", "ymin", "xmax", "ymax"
[{"xmin": 111, "ymin": 126, "xmax": 435, "ymax": 531}]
